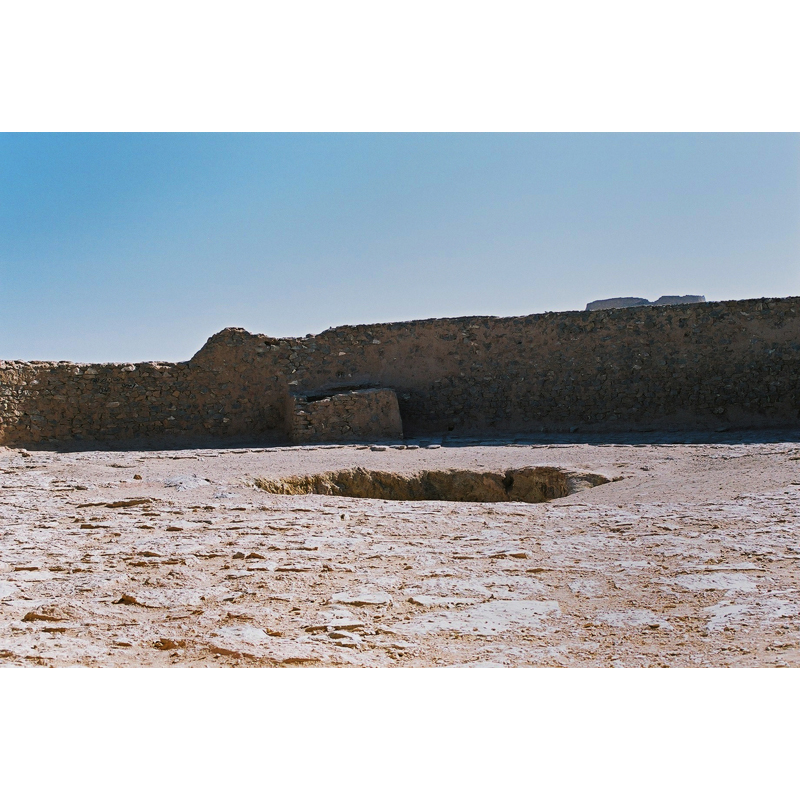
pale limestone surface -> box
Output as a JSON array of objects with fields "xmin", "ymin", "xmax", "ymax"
[{"xmin": 1, "ymin": 437, "xmax": 799, "ymax": 667}]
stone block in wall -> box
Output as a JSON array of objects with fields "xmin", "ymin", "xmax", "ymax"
[{"xmin": 287, "ymin": 387, "xmax": 403, "ymax": 443}]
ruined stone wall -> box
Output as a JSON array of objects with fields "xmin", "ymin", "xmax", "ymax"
[
  {"xmin": 2, "ymin": 296, "xmax": 800, "ymax": 446},
  {"xmin": 0, "ymin": 328, "xmax": 289, "ymax": 446},
  {"xmin": 288, "ymin": 388, "xmax": 403, "ymax": 443}
]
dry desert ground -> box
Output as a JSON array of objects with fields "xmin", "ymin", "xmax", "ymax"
[{"xmin": 1, "ymin": 433, "xmax": 799, "ymax": 667}]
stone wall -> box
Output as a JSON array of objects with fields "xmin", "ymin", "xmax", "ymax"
[
  {"xmin": 0, "ymin": 327, "xmax": 288, "ymax": 446},
  {"xmin": 2, "ymin": 296, "xmax": 800, "ymax": 446},
  {"xmin": 287, "ymin": 388, "xmax": 403, "ymax": 443}
]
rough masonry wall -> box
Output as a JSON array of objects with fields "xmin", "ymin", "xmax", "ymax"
[
  {"xmin": 0, "ymin": 329, "xmax": 288, "ymax": 446},
  {"xmin": 2, "ymin": 296, "xmax": 800, "ymax": 446},
  {"xmin": 288, "ymin": 389, "xmax": 403, "ymax": 443}
]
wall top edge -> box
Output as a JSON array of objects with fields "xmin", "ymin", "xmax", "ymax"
[{"xmin": 2, "ymin": 296, "xmax": 798, "ymax": 370}]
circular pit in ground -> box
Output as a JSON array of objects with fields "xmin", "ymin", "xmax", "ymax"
[{"xmin": 255, "ymin": 466, "xmax": 609, "ymax": 503}]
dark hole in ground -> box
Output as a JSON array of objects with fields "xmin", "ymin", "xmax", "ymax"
[{"xmin": 255, "ymin": 467, "xmax": 609, "ymax": 503}]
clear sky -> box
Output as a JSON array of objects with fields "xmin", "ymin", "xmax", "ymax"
[{"xmin": 1, "ymin": 133, "xmax": 798, "ymax": 363}]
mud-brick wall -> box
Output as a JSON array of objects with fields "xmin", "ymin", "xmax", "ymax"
[{"xmin": 3, "ymin": 296, "xmax": 800, "ymax": 446}]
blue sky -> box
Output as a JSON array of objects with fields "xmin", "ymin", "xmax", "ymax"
[{"xmin": 1, "ymin": 133, "xmax": 798, "ymax": 362}]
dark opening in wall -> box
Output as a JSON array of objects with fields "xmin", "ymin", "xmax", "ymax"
[
  {"xmin": 302, "ymin": 385, "xmax": 376, "ymax": 402},
  {"xmin": 255, "ymin": 466, "xmax": 608, "ymax": 503}
]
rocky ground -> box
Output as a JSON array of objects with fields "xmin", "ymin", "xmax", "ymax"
[{"xmin": 1, "ymin": 433, "xmax": 799, "ymax": 667}]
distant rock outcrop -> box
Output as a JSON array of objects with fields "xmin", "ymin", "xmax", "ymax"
[
  {"xmin": 652, "ymin": 295, "xmax": 706, "ymax": 306},
  {"xmin": 585, "ymin": 297, "xmax": 651, "ymax": 311},
  {"xmin": 586, "ymin": 294, "xmax": 705, "ymax": 311}
]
